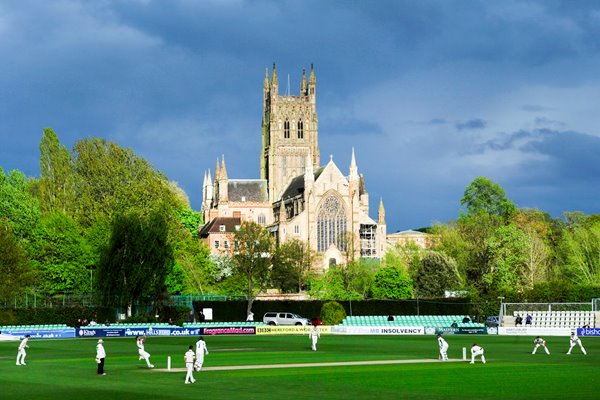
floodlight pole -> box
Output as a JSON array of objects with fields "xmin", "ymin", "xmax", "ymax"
[{"xmin": 497, "ymin": 296, "xmax": 505, "ymax": 327}]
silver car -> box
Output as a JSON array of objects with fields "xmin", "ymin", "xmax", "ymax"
[{"xmin": 263, "ymin": 312, "xmax": 310, "ymax": 326}]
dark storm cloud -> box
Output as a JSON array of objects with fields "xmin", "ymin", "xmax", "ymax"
[{"xmin": 2, "ymin": 0, "xmax": 600, "ymax": 230}]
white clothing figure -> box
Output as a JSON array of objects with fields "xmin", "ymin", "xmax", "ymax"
[
  {"xmin": 16, "ymin": 335, "xmax": 30, "ymax": 366},
  {"xmin": 309, "ymin": 325, "xmax": 321, "ymax": 351},
  {"xmin": 470, "ymin": 343, "xmax": 486, "ymax": 364},
  {"xmin": 246, "ymin": 312, "xmax": 254, "ymax": 322},
  {"xmin": 567, "ymin": 333, "xmax": 587, "ymax": 355},
  {"xmin": 96, "ymin": 339, "xmax": 106, "ymax": 375},
  {"xmin": 194, "ymin": 337, "xmax": 209, "ymax": 372},
  {"xmin": 437, "ymin": 334, "xmax": 449, "ymax": 361},
  {"xmin": 184, "ymin": 346, "xmax": 196, "ymax": 384},
  {"xmin": 532, "ymin": 336, "xmax": 550, "ymax": 355},
  {"xmin": 136, "ymin": 336, "xmax": 154, "ymax": 368}
]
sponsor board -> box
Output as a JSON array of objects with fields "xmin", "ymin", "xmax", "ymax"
[
  {"xmin": 7, "ymin": 329, "xmax": 75, "ymax": 339},
  {"xmin": 256, "ymin": 326, "xmax": 331, "ymax": 335},
  {"xmin": 76, "ymin": 327, "xmax": 204, "ymax": 338},
  {"xmin": 577, "ymin": 327, "xmax": 600, "ymax": 337},
  {"xmin": 331, "ymin": 326, "xmax": 424, "ymax": 335},
  {"xmin": 498, "ymin": 327, "xmax": 571, "ymax": 336},
  {"xmin": 425, "ymin": 327, "xmax": 488, "ymax": 335},
  {"xmin": 201, "ymin": 326, "xmax": 256, "ymax": 336}
]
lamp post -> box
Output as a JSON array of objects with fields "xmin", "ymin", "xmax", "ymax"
[{"xmin": 497, "ymin": 296, "xmax": 505, "ymax": 327}]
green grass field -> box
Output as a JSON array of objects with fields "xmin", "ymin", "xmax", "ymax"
[{"xmin": 1, "ymin": 334, "xmax": 598, "ymax": 399}]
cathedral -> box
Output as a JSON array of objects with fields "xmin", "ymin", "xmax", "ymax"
[{"xmin": 200, "ymin": 64, "xmax": 386, "ymax": 270}]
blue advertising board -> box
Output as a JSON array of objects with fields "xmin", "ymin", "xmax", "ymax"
[
  {"xmin": 577, "ymin": 327, "xmax": 600, "ymax": 336},
  {"xmin": 75, "ymin": 326, "xmax": 256, "ymax": 338},
  {"xmin": 6, "ymin": 329, "xmax": 75, "ymax": 339}
]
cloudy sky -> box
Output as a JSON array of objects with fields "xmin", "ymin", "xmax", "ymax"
[{"xmin": 1, "ymin": 0, "xmax": 599, "ymax": 231}]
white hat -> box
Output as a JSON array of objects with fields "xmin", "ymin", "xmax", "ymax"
[{"xmin": 98, "ymin": 339, "xmax": 104, "ymax": 343}]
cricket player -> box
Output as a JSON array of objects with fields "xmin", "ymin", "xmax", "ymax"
[
  {"xmin": 470, "ymin": 343, "xmax": 486, "ymax": 364},
  {"xmin": 532, "ymin": 336, "xmax": 550, "ymax": 355},
  {"xmin": 136, "ymin": 336, "xmax": 154, "ymax": 368},
  {"xmin": 437, "ymin": 334, "xmax": 448, "ymax": 361},
  {"xmin": 309, "ymin": 325, "xmax": 321, "ymax": 351},
  {"xmin": 567, "ymin": 332, "xmax": 587, "ymax": 355},
  {"xmin": 184, "ymin": 345, "xmax": 196, "ymax": 384},
  {"xmin": 96, "ymin": 339, "xmax": 106, "ymax": 375},
  {"xmin": 16, "ymin": 335, "xmax": 30, "ymax": 366},
  {"xmin": 194, "ymin": 336, "xmax": 209, "ymax": 372}
]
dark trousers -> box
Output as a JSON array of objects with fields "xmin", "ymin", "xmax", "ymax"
[{"xmin": 97, "ymin": 358, "xmax": 105, "ymax": 374}]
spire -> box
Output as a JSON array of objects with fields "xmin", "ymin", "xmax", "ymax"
[
  {"xmin": 301, "ymin": 68, "xmax": 307, "ymax": 94},
  {"xmin": 359, "ymin": 174, "xmax": 366, "ymax": 195},
  {"xmin": 378, "ymin": 198, "xmax": 386, "ymax": 225},
  {"xmin": 309, "ymin": 63, "xmax": 315, "ymax": 84},
  {"xmin": 215, "ymin": 158, "xmax": 221, "ymax": 181},
  {"xmin": 220, "ymin": 155, "xmax": 228, "ymax": 180},
  {"xmin": 271, "ymin": 63, "xmax": 278, "ymax": 87},
  {"xmin": 349, "ymin": 147, "xmax": 359, "ymax": 181},
  {"xmin": 264, "ymin": 66, "xmax": 270, "ymax": 89},
  {"xmin": 207, "ymin": 168, "xmax": 212, "ymax": 185},
  {"xmin": 202, "ymin": 170, "xmax": 207, "ymax": 189}
]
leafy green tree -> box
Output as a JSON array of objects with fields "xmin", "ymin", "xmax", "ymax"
[
  {"xmin": 72, "ymin": 138, "xmax": 179, "ymax": 227},
  {"xmin": 0, "ymin": 168, "xmax": 41, "ymax": 240},
  {"xmin": 27, "ymin": 212, "xmax": 94, "ymax": 294},
  {"xmin": 96, "ymin": 209, "xmax": 174, "ymax": 315},
  {"xmin": 272, "ymin": 239, "xmax": 317, "ymax": 293},
  {"xmin": 38, "ymin": 128, "xmax": 75, "ymax": 215},
  {"xmin": 320, "ymin": 301, "xmax": 346, "ymax": 325},
  {"xmin": 482, "ymin": 224, "xmax": 530, "ymax": 293},
  {"xmin": 176, "ymin": 209, "xmax": 203, "ymax": 236},
  {"xmin": 414, "ymin": 252, "xmax": 461, "ymax": 298},
  {"xmin": 381, "ymin": 242, "xmax": 418, "ymax": 277},
  {"xmin": 560, "ymin": 221, "xmax": 600, "ymax": 285},
  {"xmin": 372, "ymin": 265, "xmax": 414, "ymax": 299},
  {"xmin": 169, "ymin": 234, "xmax": 215, "ymax": 295},
  {"xmin": 307, "ymin": 267, "xmax": 350, "ymax": 300},
  {"xmin": 0, "ymin": 220, "xmax": 35, "ymax": 302},
  {"xmin": 461, "ymin": 176, "xmax": 516, "ymax": 219},
  {"xmin": 232, "ymin": 221, "xmax": 275, "ymax": 317}
]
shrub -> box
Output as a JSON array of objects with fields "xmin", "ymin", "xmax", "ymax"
[{"xmin": 320, "ymin": 301, "xmax": 346, "ymax": 325}]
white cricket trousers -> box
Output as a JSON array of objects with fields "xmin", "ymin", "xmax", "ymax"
[
  {"xmin": 440, "ymin": 344, "xmax": 448, "ymax": 360},
  {"xmin": 185, "ymin": 363, "xmax": 195, "ymax": 383},
  {"xmin": 533, "ymin": 344, "xmax": 550, "ymax": 354},
  {"xmin": 16, "ymin": 349, "xmax": 27, "ymax": 365},
  {"xmin": 311, "ymin": 337, "xmax": 318, "ymax": 351},
  {"xmin": 568, "ymin": 341, "xmax": 587, "ymax": 355},
  {"xmin": 471, "ymin": 349, "xmax": 486, "ymax": 363}
]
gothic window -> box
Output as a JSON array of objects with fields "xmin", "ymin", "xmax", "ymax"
[
  {"xmin": 257, "ymin": 214, "xmax": 266, "ymax": 225},
  {"xmin": 317, "ymin": 195, "xmax": 347, "ymax": 252},
  {"xmin": 298, "ymin": 120, "xmax": 303, "ymax": 139},
  {"xmin": 284, "ymin": 119, "xmax": 290, "ymax": 138}
]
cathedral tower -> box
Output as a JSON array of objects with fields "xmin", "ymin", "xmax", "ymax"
[{"xmin": 261, "ymin": 64, "xmax": 320, "ymax": 203}]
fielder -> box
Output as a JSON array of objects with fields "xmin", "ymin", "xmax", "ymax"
[
  {"xmin": 470, "ymin": 343, "xmax": 486, "ymax": 364},
  {"xmin": 309, "ymin": 325, "xmax": 321, "ymax": 351},
  {"xmin": 532, "ymin": 336, "xmax": 550, "ymax": 355},
  {"xmin": 567, "ymin": 332, "xmax": 587, "ymax": 355},
  {"xmin": 437, "ymin": 334, "xmax": 448, "ymax": 361},
  {"xmin": 16, "ymin": 335, "xmax": 30, "ymax": 366},
  {"xmin": 194, "ymin": 336, "xmax": 209, "ymax": 372},
  {"xmin": 184, "ymin": 345, "xmax": 196, "ymax": 384},
  {"xmin": 136, "ymin": 336, "xmax": 154, "ymax": 368}
]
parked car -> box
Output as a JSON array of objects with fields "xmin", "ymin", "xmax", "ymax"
[
  {"xmin": 310, "ymin": 317, "xmax": 323, "ymax": 326},
  {"xmin": 263, "ymin": 312, "xmax": 310, "ymax": 326},
  {"xmin": 485, "ymin": 316, "xmax": 500, "ymax": 327}
]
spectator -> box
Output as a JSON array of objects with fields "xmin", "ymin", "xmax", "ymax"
[
  {"xmin": 525, "ymin": 314, "xmax": 532, "ymax": 325},
  {"xmin": 188, "ymin": 310, "xmax": 195, "ymax": 323},
  {"xmin": 515, "ymin": 314, "xmax": 523, "ymax": 325},
  {"xmin": 198, "ymin": 311, "xmax": 206, "ymax": 322},
  {"xmin": 246, "ymin": 312, "xmax": 254, "ymax": 322},
  {"xmin": 388, "ymin": 314, "xmax": 395, "ymax": 322},
  {"xmin": 451, "ymin": 320, "xmax": 458, "ymax": 328},
  {"xmin": 462, "ymin": 316, "xmax": 470, "ymax": 323}
]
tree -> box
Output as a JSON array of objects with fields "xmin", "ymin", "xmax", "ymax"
[
  {"xmin": 0, "ymin": 168, "xmax": 41, "ymax": 240},
  {"xmin": 96, "ymin": 209, "xmax": 174, "ymax": 315},
  {"xmin": 26, "ymin": 212, "xmax": 94, "ymax": 294},
  {"xmin": 413, "ymin": 252, "xmax": 461, "ymax": 298},
  {"xmin": 232, "ymin": 221, "xmax": 274, "ymax": 318},
  {"xmin": 372, "ymin": 265, "xmax": 414, "ymax": 299},
  {"xmin": 271, "ymin": 239, "xmax": 317, "ymax": 293},
  {"xmin": 0, "ymin": 220, "xmax": 35, "ymax": 302},
  {"xmin": 38, "ymin": 128, "xmax": 75, "ymax": 215},
  {"xmin": 461, "ymin": 176, "xmax": 516, "ymax": 219},
  {"xmin": 72, "ymin": 138, "xmax": 179, "ymax": 227},
  {"xmin": 560, "ymin": 221, "xmax": 600, "ymax": 285}
]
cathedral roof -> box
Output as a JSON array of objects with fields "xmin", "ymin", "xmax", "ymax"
[
  {"xmin": 227, "ymin": 179, "xmax": 268, "ymax": 202},
  {"xmin": 280, "ymin": 167, "xmax": 325, "ymax": 201},
  {"xmin": 198, "ymin": 217, "xmax": 241, "ymax": 237}
]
